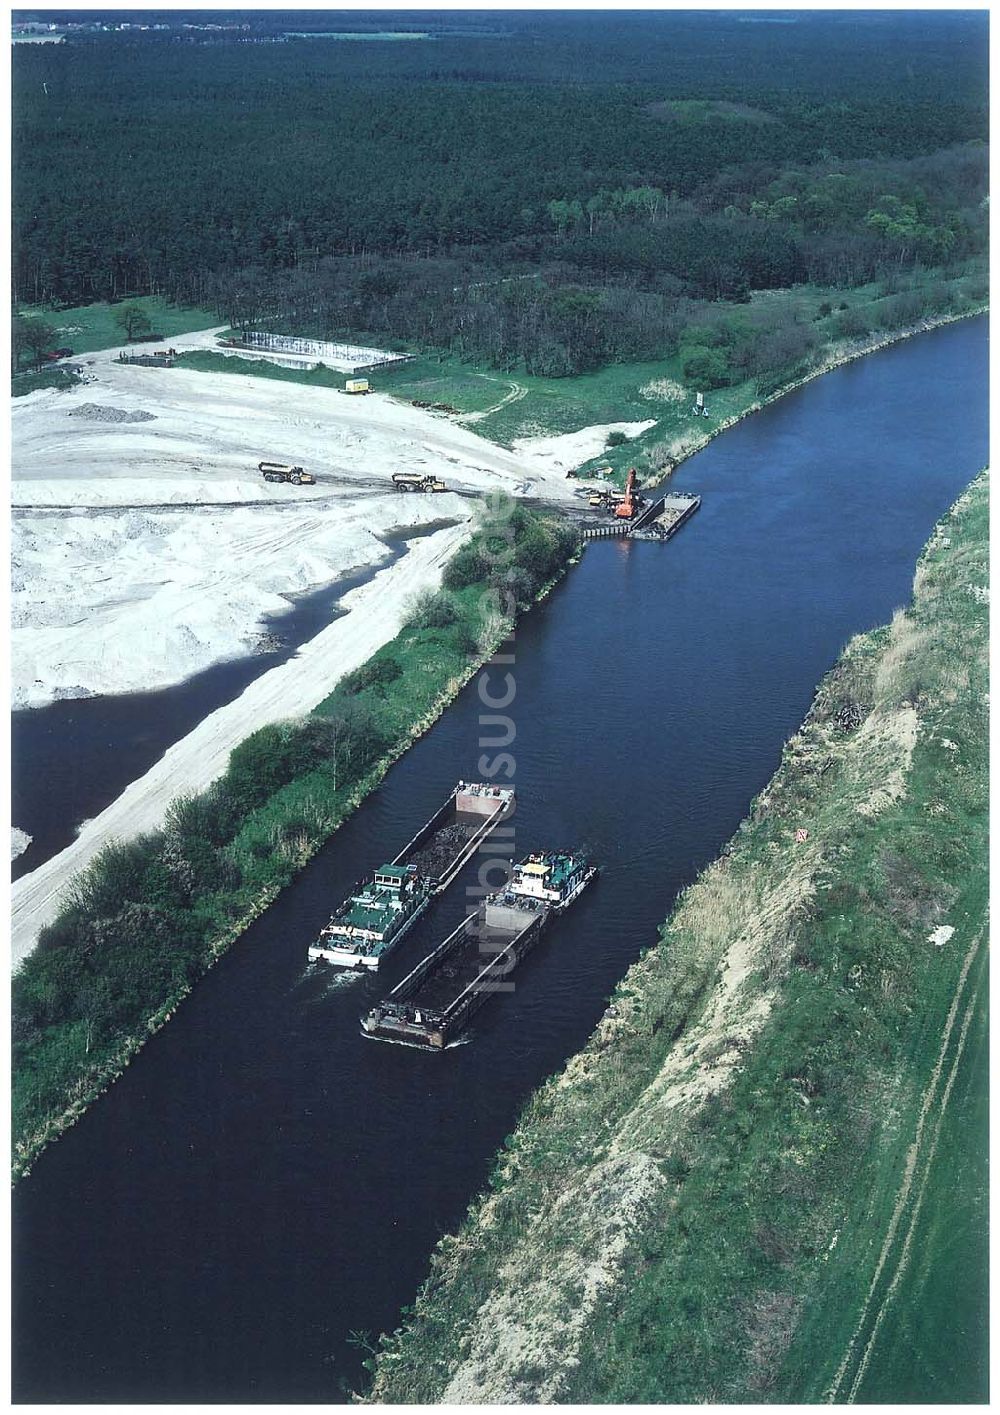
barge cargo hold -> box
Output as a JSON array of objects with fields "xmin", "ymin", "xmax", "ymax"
[
  {"xmin": 308, "ymin": 782, "xmax": 514, "ymax": 970},
  {"xmin": 361, "ymin": 851, "xmax": 596, "ymax": 1048}
]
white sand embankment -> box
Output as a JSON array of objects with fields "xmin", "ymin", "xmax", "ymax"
[
  {"xmin": 10, "ymin": 521, "xmax": 468, "ymax": 967},
  {"xmin": 11, "ymin": 829, "xmax": 32, "ymax": 862},
  {"xmin": 12, "ymin": 494, "xmax": 468, "ymax": 708},
  {"xmin": 12, "ymin": 329, "xmax": 589, "ymax": 708},
  {"xmin": 512, "ymin": 421, "xmax": 656, "ymax": 476}
]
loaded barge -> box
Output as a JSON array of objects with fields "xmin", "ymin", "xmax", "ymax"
[
  {"xmin": 361, "ymin": 851, "xmax": 597, "ymax": 1049},
  {"xmin": 583, "ymin": 491, "xmax": 700, "ymax": 541},
  {"xmin": 309, "ymin": 782, "xmax": 514, "ymax": 970}
]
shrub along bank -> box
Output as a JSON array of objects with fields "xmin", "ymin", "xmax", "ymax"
[
  {"xmin": 12, "ymin": 503, "xmax": 580, "ymax": 1180},
  {"xmin": 367, "ymin": 470, "xmax": 988, "ymax": 1404}
]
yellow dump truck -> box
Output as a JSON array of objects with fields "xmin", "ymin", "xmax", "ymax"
[
  {"xmin": 259, "ymin": 462, "xmax": 316, "ymax": 486},
  {"xmin": 392, "ymin": 473, "xmax": 447, "ymax": 493}
]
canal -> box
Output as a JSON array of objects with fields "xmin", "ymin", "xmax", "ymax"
[{"xmin": 12, "ymin": 317, "xmax": 988, "ymax": 1402}]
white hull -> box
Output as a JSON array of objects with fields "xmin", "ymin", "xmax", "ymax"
[{"xmin": 308, "ymin": 896, "xmax": 429, "ymax": 971}]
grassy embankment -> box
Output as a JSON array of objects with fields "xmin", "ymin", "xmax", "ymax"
[
  {"xmin": 12, "ymin": 505, "xmax": 579, "ymax": 1181},
  {"xmin": 170, "ymin": 265, "xmax": 985, "ymax": 487},
  {"xmin": 12, "ymin": 296, "xmax": 217, "ymax": 396},
  {"xmin": 368, "ymin": 469, "xmax": 988, "ymax": 1404}
]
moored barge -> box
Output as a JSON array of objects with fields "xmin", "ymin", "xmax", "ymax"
[
  {"xmin": 361, "ymin": 850, "xmax": 596, "ymax": 1048},
  {"xmin": 308, "ymin": 782, "xmax": 514, "ymax": 970}
]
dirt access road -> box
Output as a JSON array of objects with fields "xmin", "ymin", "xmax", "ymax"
[
  {"xmin": 13, "ymin": 328, "xmax": 577, "ymax": 508},
  {"xmin": 12, "ymin": 330, "xmax": 596, "ymax": 709}
]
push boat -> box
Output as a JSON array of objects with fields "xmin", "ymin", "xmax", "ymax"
[
  {"xmin": 360, "ymin": 849, "xmax": 597, "ymax": 1048},
  {"xmin": 308, "ymin": 782, "xmax": 515, "ymax": 970}
]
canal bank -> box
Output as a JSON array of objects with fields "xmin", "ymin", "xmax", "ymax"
[
  {"xmin": 12, "ymin": 316, "xmax": 988, "ymax": 1402},
  {"xmin": 368, "ymin": 469, "xmax": 989, "ymax": 1403},
  {"xmin": 11, "ymin": 520, "xmax": 459, "ymax": 879}
]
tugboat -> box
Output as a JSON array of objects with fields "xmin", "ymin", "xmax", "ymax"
[
  {"xmin": 308, "ymin": 781, "xmax": 515, "ymax": 970},
  {"xmin": 506, "ymin": 850, "xmax": 597, "ymax": 909},
  {"xmin": 309, "ymin": 863, "xmax": 430, "ymax": 970},
  {"xmin": 361, "ymin": 848, "xmax": 599, "ymax": 1049}
]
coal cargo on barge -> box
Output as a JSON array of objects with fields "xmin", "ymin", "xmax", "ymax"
[
  {"xmin": 361, "ymin": 850, "xmax": 597, "ymax": 1048},
  {"xmin": 308, "ymin": 782, "xmax": 515, "ymax": 970}
]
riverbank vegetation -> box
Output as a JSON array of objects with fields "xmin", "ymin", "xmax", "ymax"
[
  {"xmin": 367, "ymin": 470, "xmax": 988, "ymax": 1403},
  {"xmin": 11, "ymin": 505, "xmax": 580, "ymax": 1179}
]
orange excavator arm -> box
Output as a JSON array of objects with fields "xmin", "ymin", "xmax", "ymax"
[{"xmin": 614, "ymin": 468, "xmax": 638, "ymax": 518}]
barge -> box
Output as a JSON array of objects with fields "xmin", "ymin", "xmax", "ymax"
[
  {"xmin": 582, "ymin": 491, "xmax": 700, "ymax": 542},
  {"xmin": 308, "ymin": 782, "xmax": 514, "ymax": 970},
  {"xmin": 630, "ymin": 491, "xmax": 701, "ymax": 541},
  {"xmin": 361, "ymin": 850, "xmax": 597, "ymax": 1049}
]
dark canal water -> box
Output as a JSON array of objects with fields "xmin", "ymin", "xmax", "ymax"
[{"xmin": 12, "ymin": 318, "xmax": 988, "ymax": 1402}]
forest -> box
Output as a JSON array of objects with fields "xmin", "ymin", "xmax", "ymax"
[{"xmin": 12, "ymin": 11, "xmax": 989, "ymax": 377}]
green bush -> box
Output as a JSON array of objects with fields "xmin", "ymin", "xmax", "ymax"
[
  {"xmin": 443, "ymin": 542, "xmax": 491, "ymax": 591},
  {"xmin": 406, "ymin": 589, "xmax": 460, "ymax": 630},
  {"xmin": 342, "ymin": 655, "xmax": 404, "ymax": 695},
  {"xmin": 681, "ymin": 345, "xmax": 731, "ymax": 389}
]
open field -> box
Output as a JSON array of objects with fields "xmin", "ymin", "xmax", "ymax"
[
  {"xmin": 15, "ymin": 296, "xmax": 218, "ymax": 358},
  {"xmin": 368, "ymin": 469, "xmax": 988, "ymax": 1403}
]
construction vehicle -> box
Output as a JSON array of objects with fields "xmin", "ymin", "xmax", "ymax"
[
  {"xmin": 392, "ymin": 472, "xmax": 448, "ymax": 493},
  {"xmin": 588, "ymin": 487, "xmax": 627, "ymax": 511},
  {"xmin": 259, "ymin": 461, "xmax": 316, "ymax": 486},
  {"xmin": 614, "ymin": 468, "xmax": 641, "ymax": 519},
  {"xmin": 343, "ymin": 378, "xmax": 371, "ymax": 395}
]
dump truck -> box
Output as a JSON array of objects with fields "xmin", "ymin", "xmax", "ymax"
[
  {"xmin": 588, "ymin": 488, "xmax": 624, "ymax": 510},
  {"xmin": 392, "ymin": 472, "xmax": 447, "ymax": 493},
  {"xmin": 259, "ymin": 461, "xmax": 316, "ymax": 486},
  {"xmin": 343, "ymin": 378, "xmax": 371, "ymax": 395}
]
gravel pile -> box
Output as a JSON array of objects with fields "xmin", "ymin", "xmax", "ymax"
[{"xmin": 68, "ymin": 404, "xmax": 156, "ymax": 424}]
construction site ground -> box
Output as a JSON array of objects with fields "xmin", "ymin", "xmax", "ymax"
[{"xmin": 9, "ymin": 327, "xmax": 605, "ymax": 965}]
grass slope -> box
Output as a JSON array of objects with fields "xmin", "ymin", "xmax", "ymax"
[
  {"xmin": 16, "ymin": 296, "xmax": 217, "ymax": 356},
  {"xmin": 368, "ymin": 469, "xmax": 988, "ymax": 1404}
]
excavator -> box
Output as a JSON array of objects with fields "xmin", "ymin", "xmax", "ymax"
[{"xmin": 614, "ymin": 468, "xmax": 640, "ymax": 519}]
